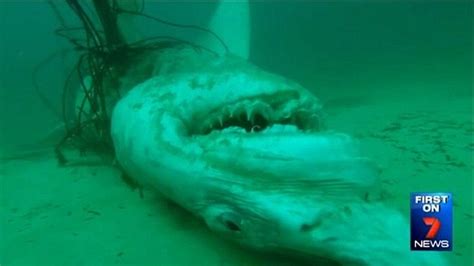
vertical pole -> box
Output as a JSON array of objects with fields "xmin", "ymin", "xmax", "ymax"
[{"xmin": 92, "ymin": 0, "xmax": 125, "ymax": 50}]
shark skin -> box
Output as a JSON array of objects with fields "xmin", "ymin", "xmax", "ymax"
[{"xmin": 109, "ymin": 47, "xmax": 447, "ymax": 265}]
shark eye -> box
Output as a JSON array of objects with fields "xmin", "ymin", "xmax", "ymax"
[
  {"xmin": 220, "ymin": 212, "xmax": 242, "ymax": 233},
  {"xmin": 224, "ymin": 220, "xmax": 241, "ymax": 232},
  {"xmin": 203, "ymin": 205, "xmax": 245, "ymax": 234}
]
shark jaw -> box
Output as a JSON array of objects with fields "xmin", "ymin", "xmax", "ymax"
[
  {"xmin": 190, "ymin": 88, "xmax": 322, "ymax": 135},
  {"xmin": 110, "ymin": 48, "xmax": 446, "ymax": 265}
]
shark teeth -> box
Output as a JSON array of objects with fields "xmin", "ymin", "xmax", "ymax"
[
  {"xmin": 248, "ymin": 102, "xmax": 273, "ymax": 123},
  {"xmin": 197, "ymin": 99, "xmax": 321, "ymax": 135}
]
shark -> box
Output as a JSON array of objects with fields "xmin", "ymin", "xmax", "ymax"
[{"xmin": 94, "ymin": 1, "xmax": 447, "ymax": 265}]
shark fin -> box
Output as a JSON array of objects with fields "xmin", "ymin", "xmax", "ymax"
[
  {"xmin": 116, "ymin": 0, "xmax": 250, "ymax": 59},
  {"xmin": 115, "ymin": 0, "xmax": 144, "ymax": 44},
  {"xmin": 201, "ymin": 0, "xmax": 250, "ymax": 59}
]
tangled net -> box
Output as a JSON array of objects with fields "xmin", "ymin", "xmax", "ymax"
[{"xmin": 37, "ymin": 0, "xmax": 227, "ymax": 165}]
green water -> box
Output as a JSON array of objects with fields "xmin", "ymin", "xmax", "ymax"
[{"xmin": 0, "ymin": 1, "xmax": 472, "ymax": 265}]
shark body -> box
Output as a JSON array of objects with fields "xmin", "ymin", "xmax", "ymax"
[
  {"xmin": 60, "ymin": 1, "xmax": 450, "ymax": 264},
  {"xmin": 109, "ymin": 46, "xmax": 446, "ymax": 265}
]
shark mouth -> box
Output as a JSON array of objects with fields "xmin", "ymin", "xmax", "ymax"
[{"xmin": 191, "ymin": 94, "xmax": 323, "ymax": 136}]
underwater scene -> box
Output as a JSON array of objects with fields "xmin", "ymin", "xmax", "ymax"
[{"xmin": 0, "ymin": 1, "xmax": 472, "ymax": 265}]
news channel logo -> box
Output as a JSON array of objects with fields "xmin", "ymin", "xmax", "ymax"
[{"xmin": 410, "ymin": 192, "xmax": 452, "ymax": 251}]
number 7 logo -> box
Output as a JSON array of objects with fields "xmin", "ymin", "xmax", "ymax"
[{"xmin": 423, "ymin": 217, "xmax": 441, "ymax": 239}]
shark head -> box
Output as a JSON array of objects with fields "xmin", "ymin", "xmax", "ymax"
[{"xmin": 110, "ymin": 48, "xmax": 407, "ymax": 265}]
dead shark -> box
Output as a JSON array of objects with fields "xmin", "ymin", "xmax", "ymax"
[
  {"xmin": 110, "ymin": 44, "xmax": 446, "ymax": 265},
  {"xmin": 79, "ymin": 1, "xmax": 448, "ymax": 265}
]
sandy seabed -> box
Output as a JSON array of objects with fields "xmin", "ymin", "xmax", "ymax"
[{"xmin": 1, "ymin": 90, "xmax": 472, "ymax": 265}]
